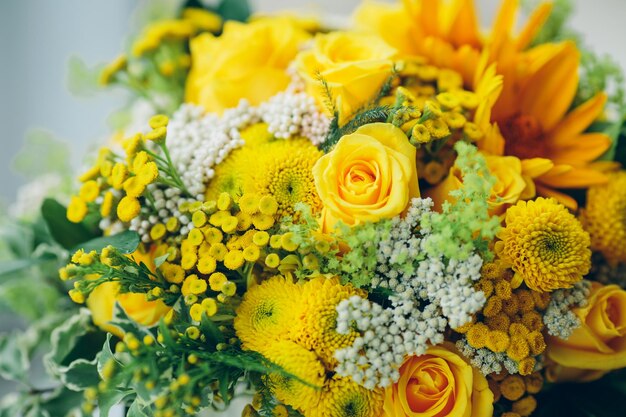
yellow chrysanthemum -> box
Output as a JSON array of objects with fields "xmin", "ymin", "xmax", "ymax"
[
  {"xmin": 495, "ymin": 198, "xmax": 591, "ymax": 292},
  {"xmin": 205, "ymin": 148, "xmax": 247, "ymax": 201},
  {"xmin": 264, "ymin": 340, "xmax": 326, "ymax": 413},
  {"xmin": 243, "ymin": 139, "xmax": 323, "ymax": 217},
  {"xmin": 234, "ymin": 276, "xmax": 305, "ymax": 353},
  {"xmin": 240, "ymin": 123, "xmax": 275, "ymax": 148},
  {"xmin": 295, "ymin": 276, "xmax": 366, "ymax": 368},
  {"xmin": 580, "ymin": 171, "xmax": 626, "ymax": 265},
  {"xmin": 309, "ymin": 375, "xmax": 384, "ymax": 417}
]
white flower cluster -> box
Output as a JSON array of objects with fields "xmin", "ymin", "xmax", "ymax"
[
  {"xmin": 373, "ymin": 198, "xmax": 486, "ymax": 329},
  {"xmin": 258, "ymin": 92, "xmax": 331, "ymax": 145},
  {"xmin": 543, "ymin": 280, "xmax": 591, "ymax": 340},
  {"xmin": 166, "ymin": 102, "xmax": 256, "ymax": 199},
  {"xmin": 334, "ymin": 295, "xmax": 447, "ymax": 389},
  {"xmin": 456, "ymin": 339, "xmax": 520, "ymax": 376},
  {"xmin": 128, "ymin": 184, "xmax": 199, "ymax": 243}
]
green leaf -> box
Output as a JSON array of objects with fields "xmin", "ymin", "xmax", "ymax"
[
  {"xmin": 11, "ymin": 130, "xmax": 72, "ymax": 179},
  {"xmin": 97, "ymin": 389, "xmax": 133, "ymax": 417},
  {"xmin": 67, "ymin": 56, "xmax": 102, "ymax": 98},
  {"xmin": 0, "ymin": 393, "xmax": 27, "ymax": 417},
  {"xmin": 39, "ymin": 387, "xmax": 84, "ymax": 417},
  {"xmin": 44, "ymin": 308, "xmax": 92, "ymax": 380},
  {"xmin": 41, "ymin": 199, "xmax": 97, "ymax": 250},
  {"xmin": 200, "ymin": 312, "xmax": 225, "ymax": 346},
  {"xmin": 0, "ymin": 279, "xmax": 62, "ymax": 320},
  {"xmin": 217, "ymin": 0, "xmax": 251, "ymax": 22},
  {"xmin": 0, "ymin": 259, "xmax": 38, "ymax": 277},
  {"xmin": 0, "ymin": 332, "xmax": 29, "ymax": 383},
  {"xmin": 60, "ymin": 358, "xmax": 100, "ymax": 391},
  {"xmin": 127, "ymin": 399, "xmax": 152, "ymax": 417},
  {"xmin": 72, "ymin": 230, "xmax": 140, "ymax": 255},
  {"xmin": 153, "ymin": 253, "xmax": 169, "ymax": 268},
  {"xmin": 97, "ymin": 333, "xmax": 117, "ymax": 379}
]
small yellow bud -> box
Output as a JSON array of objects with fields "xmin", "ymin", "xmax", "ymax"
[
  {"xmin": 145, "ymin": 127, "xmax": 167, "ymax": 143},
  {"xmin": 149, "ymin": 114, "xmax": 169, "ymax": 129}
]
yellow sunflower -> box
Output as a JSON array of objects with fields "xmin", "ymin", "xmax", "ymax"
[
  {"xmin": 482, "ymin": 41, "xmax": 612, "ymax": 209},
  {"xmin": 354, "ymin": 0, "xmax": 552, "ymax": 86}
]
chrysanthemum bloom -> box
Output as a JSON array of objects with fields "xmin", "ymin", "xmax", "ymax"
[
  {"xmin": 580, "ymin": 171, "xmax": 626, "ymax": 265},
  {"xmin": 495, "ymin": 198, "xmax": 591, "ymax": 292},
  {"xmin": 309, "ymin": 375, "xmax": 384, "ymax": 417},
  {"xmin": 294, "ymin": 276, "xmax": 366, "ymax": 368},
  {"xmin": 233, "ymin": 276, "xmax": 305, "ymax": 353},
  {"xmin": 263, "ymin": 340, "xmax": 326, "ymax": 413}
]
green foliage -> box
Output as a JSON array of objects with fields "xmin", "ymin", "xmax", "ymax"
[
  {"xmin": 12, "ymin": 129, "xmax": 73, "ymax": 180},
  {"xmin": 321, "ymin": 106, "xmax": 392, "ymax": 152},
  {"xmin": 421, "ymin": 142, "xmax": 500, "ymax": 260},
  {"xmin": 43, "ymin": 309, "xmax": 93, "ymax": 381},
  {"xmin": 67, "ymin": 56, "xmax": 103, "ymax": 98},
  {"xmin": 41, "ymin": 198, "xmax": 100, "ymax": 250},
  {"xmin": 72, "ymin": 230, "xmax": 140, "ymax": 255}
]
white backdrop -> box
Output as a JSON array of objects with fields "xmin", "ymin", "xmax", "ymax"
[{"xmin": 1, "ymin": 0, "xmax": 625, "ymax": 206}]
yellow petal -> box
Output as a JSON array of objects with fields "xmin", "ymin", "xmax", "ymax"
[
  {"xmin": 539, "ymin": 167, "xmax": 608, "ymax": 188},
  {"xmin": 520, "ymin": 42, "xmax": 580, "ymax": 131},
  {"xmin": 520, "ymin": 157, "xmax": 554, "ymax": 178},
  {"xmin": 448, "ymin": 0, "xmax": 481, "ymax": 48},
  {"xmin": 535, "ymin": 184, "xmax": 578, "ymax": 210},
  {"xmin": 515, "ymin": 2, "xmax": 553, "ymax": 50},
  {"xmin": 491, "ymin": 0, "xmax": 518, "ymax": 47},
  {"xmin": 546, "ymin": 93, "xmax": 608, "ymax": 147},
  {"xmin": 550, "ymin": 132, "xmax": 612, "ymax": 164}
]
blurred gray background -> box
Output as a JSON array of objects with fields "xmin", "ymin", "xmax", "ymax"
[{"xmin": 1, "ymin": 0, "xmax": 625, "ymax": 207}]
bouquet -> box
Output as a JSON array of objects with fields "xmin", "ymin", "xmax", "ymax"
[{"xmin": 2, "ymin": 0, "xmax": 626, "ymax": 416}]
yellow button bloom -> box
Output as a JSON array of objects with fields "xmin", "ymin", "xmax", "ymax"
[
  {"xmin": 185, "ymin": 18, "xmax": 310, "ymax": 113},
  {"xmin": 313, "ymin": 123, "xmax": 419, "ymax": 232},
  {"xmin": 383, "ymin": 342, "xmax": 493, "ymax": 417},
  {"xmin": 295, "ymin": 31, "xmax": 396, "ymax": 124}
]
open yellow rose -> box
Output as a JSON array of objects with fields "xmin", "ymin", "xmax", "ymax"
[
  {"xmin": 313, "ymin": 123, "xmax": 419, "ymax": 232},
  {"xmin": 546, "ymin": 282, "xmax": 626, "ymax": 381},
  {"xmin": 384, "ymin": 342, "xmax": 494, "ymax": 417},
  {"xmin": 295, "ymin": 31, "xmax": 396, "ymax": 124},
  {"xmin": 186, "ymin": 18, "xmax": 310, "ymax": 113},
  {"xmin": 425, "ymin": 155, "xmax": 552, "ymax": 215},
  {"xmin": 87, "ymin": 250, "xmax": 171, "ymax": 338}
]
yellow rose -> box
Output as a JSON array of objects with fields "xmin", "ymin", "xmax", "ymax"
[
  {"xmin": 383, "ymin": 343, "xmax": 494, "ymax": 417},
  {"xmin": 546, "ymin": 282, "xmax": 626, "ymax": 381},
  {"xmin": 425, "ymin": 155, "xmax": 546, "ymax": 215},
  {"xmin": 295, "ymin": 31, "xmax": 396, "ymax": 124},
  {"xmin": 185, "ymin": 18, "xmax": 310, "ymax": 113},
  {"xmin": 313, "ymin": 123, "xmax": 419, "ymax": 232},
  {"xmin": 87, "ymin": 250, "xmax": 170, "ymax": 338}
]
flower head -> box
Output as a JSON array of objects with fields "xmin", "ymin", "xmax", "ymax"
[
  {"xmin": 495, "ymin": 198, "xmax": 591, "ymax": 292},
  {"xmin": 580, "ymin": 171, "xmax": 626, "ymax": 265},
  {"xmin": 234, "ymin": 276, "xmax": 305, "ymax": 353},
  {"xmin": 310, "ymin": 375, "xmax": 383, "ymax": 417},
  {"xmin": 295, "ymin": 276, "xmax": 366, "ymax": 368},
  {"xmin": 264, "ymin": 340, "xmax": 326, "ymax": 413}
]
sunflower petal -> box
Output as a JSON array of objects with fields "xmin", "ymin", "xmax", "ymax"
[
  {"xmin": 546, "ymin": 93, "xmax": 608, "ymax": 147},
  {"xmin": 515, "ymin": 3, "xmax": 553, "ymax": 50},
  {"xmin": 535, "ymin": 184, "xmax": 578, "ymax": 210},
  {"xmin": 539, "ymin": 167, "xmax": 608, "ymax": 188},
  {"xmin": 520, "ymin": 42, "xmax": 579, "ymax": 131},
  {"xmin": 448, "ymin": 0, "xmax": 481, "ymax": 47},
  {"xmin": 521, "ymin": 158, "xmax": 554, "ymax": 178},
  {"xmin": 550, "ymin": 133, "xmax": 612, "ymax": 164}
]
